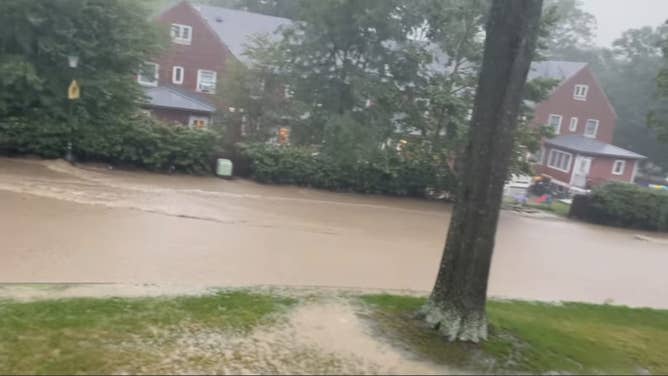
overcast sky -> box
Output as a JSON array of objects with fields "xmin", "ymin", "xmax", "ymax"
[{"xmin": 582, "ymin": 0, "xmax": 668, "ymax": 46}]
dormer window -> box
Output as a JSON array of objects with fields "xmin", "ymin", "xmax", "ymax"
[
  {"xmin": 573, "ymin": 84, "xmax": 588, "ymax": 101},
  {"xmin": 170, "ymin": 24, "xmax": 192, "ymax": 45}
]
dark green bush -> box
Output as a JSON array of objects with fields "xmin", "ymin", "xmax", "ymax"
[
  {"xmin": 570, "ymin": 182, "xmax": 668, "ymax": 231},
  {"xmin": 0, "ymin": 117, "xmax": 70, "ymax": 158},
  {"xmin": 0, "ymin": 115, "xmax": 222, "ymax": 174},
  {"xmin": 240, "ymin": 142, "xmax": 456, "ymax": 198}
]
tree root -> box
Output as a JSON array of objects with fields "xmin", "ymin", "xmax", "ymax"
[{"xmin": 416, "ymin": 301, "xmax": 488, "ymax": 343}]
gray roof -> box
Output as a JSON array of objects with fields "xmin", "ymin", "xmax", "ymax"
[
  {"xmin": 143, "ymin": 86, "xmax": 216, "ymax": 113},
  {"xmin": 194, "ymin": 4, "xmax": 292, "ymax": 64},
  {"xmin": 527, "ymin": 61, "xmax": 587, "ymax": 82},
  {"xmin": 545, "ymin": 135, "xmax": 646, "ymax": 159}
]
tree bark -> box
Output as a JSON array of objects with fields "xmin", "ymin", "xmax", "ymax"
[{"xmin": 418, "ymin": 0, "xmax": 543, "ymax": 343}]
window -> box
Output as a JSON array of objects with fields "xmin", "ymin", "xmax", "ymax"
[
  {"xmin": 547, "ymin": 149, "xmax": 573, "ymax": 172},
  {"xmin": 548, "ymin": 114, "xmax": 562, "ymax": 135},
  {"xmin": 612, "ymin": 160, "xmax": 626, "ymax": 175},
  {"xmin": 584, "ymin": 119, "xmax": 599, "ymax": 138},
  {"xmin": 172, "ymin": 66, "xmax": 184, "ymax": 84},
  {"xmin": 569, "ymin": 117, "xmax": 578, "ymax": 132},
  {"xmin": 137, "ymin": 62, "xmax": 158, "ymax": 87},
  {"xmin": 573, "ymin": 84, "xmax": 588, "ymax": 101},
  {"xmin": 188, "ymin": 116, "xmax": 209, "ymax": 129},
  {"xmin": 170, "ymin": 24, "xmax": 192, "ymax": 45},
  {"xmin": 197, "ymin": 69, "xmax": 217, "ymax": 94}
]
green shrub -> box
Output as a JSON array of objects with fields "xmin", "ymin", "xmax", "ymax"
[
  {"xmin": 0, "ymin": 117, "xmax": 70, "ymax": 158},
  {"xmin": 0, "ymin": 115, "xmax": 223, "ymax": 174},
  {"xmin": 570, "ymin": 182, "xmax": 668, "ymax": 231},
  {"xmin": 240, "ymin": 142, "xmax": 456, "ymax": 198}
]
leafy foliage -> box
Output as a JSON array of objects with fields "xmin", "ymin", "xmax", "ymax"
[
  {"xmin": 609, "ymin": 24, "xmax": 668, "ymax": 170},
  {"xmin": 240, "ymin": 142, "xmax": 456, "ymax": 197},
  {"xmin": 0, "ymin": 0, "xmax": 164, "ymax": 124},
  {"xmin": 1, "ymin": 115, "xmax": 223, "ymax": 174},
  {"xmin": 218, "ymin": 40, "xmax": 299, "ymax": 145},
  {"xmin": 541, "ymin": 0, "xmax": 597, "ymax": 59},
  {"xmin": 570, "ymin": 182, "xmax": 668, "ymax": 231},
  {"xmin": 203, "ymin": 0, "xmax": 303, "ymax": 19},
  {"xmin": 649, "ymin": 21, "xmax": 668, "ymax": 145},
  {"xmin": 223, "ymin": 0, "xmax": 550, "ymax": 178},
  {"xmin": 0, "ymin": 0, "xmax": 221, "ymax": 173}
]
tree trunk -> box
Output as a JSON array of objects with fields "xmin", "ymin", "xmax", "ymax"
[{"xmin": 418, "ymin": 0, "xmax": 543, "ymax": 343}]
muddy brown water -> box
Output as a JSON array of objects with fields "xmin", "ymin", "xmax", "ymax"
[{"xmin": 1, "ymin": 157, "xmax": 667, "ymax": 308}]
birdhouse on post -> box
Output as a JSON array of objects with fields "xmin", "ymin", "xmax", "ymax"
[{"xmin": 68, "ymin": 80, "xmax": 80, "ymax": 100}]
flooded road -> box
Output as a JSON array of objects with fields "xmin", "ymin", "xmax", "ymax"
[{"xmin": 1, "ymin": 157, "xmax": 667, "ymax": 308}]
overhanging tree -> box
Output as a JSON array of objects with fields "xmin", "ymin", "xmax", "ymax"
[
  {"xmin": 648, "ymin": 21, "xmax": 668, "ymax": 146},
  {"xmin": 0, "ymin": 0, "xmax": 163, "ymax": 155},
  {"xmin": 417, "ymin": 0, "xmax": 543, "ymax": 342}
]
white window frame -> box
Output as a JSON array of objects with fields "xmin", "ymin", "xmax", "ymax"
[
  {"xmin": 584, "ymin": 119, "xmax": 599, "ymax": 138},
  {"xmin": 170, "ymin": 23, "xmax": 192, "ymax": 45},
  {"xmin": 548, "ymin": 114, "xmax": 562, "ymax": 135},
  {"xmin": 547, "ymin": 149, "xmax": 573, "ymax": 173},
  {"xmin": 188, "ymin": 115, "xmax": 209, "ymax": 129},
  {"xmin": 569, "ymin": 117, "xmax": 578, "ymax": 132},
  {"xmin": 573, "ymin": 84, "xmax": 588, "ymax": 101},
  {"xmin": 612, "ymin": 160, "xmax": 626, "ymax": 175},
  {"xmin": 196, "ymin": 69, "xmax": 217, "ymax": 94},
  {"xmin": 172, "ymin": 66, "xmax": 184, "ymax": 85},
  {"xmin": 137, "ymin": 62, "xmax": 159, "ymax": 87}
]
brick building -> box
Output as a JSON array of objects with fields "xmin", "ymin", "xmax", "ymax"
[
  {"xmin": 529, "ymin": 61, "xmax": 645, "ymax": 189},
  {"xmin": 139, "ymin": 1, "xmax": 290, "ymax": 128}
]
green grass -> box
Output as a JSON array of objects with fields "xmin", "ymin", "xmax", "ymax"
[
  {"xmin": 359, "ymin": 294, "xmax": 668, "ymax": 374},
  {"xmin": 0, "ymin": 291, "xmax": 295, "ymax": 374},
  {"xmin": 526, "ymin": 200, "xmax": 571, "ymax": 217}
]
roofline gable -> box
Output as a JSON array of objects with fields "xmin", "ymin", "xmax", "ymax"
[
  {"xmin": 155, "ymin": 1, "xmax": 237, "ymax": 65},
  {"xmin": 553, "ymin": 64, "xmax": 617, "ymax": 119},
  {"xmin": 585, "ymin": 65, "xmax": 618, "ymax": 119}
]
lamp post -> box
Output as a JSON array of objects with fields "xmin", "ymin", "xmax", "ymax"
[{"xmin": 65, "ymin": 54, "xmax": 79, "ymax": 163}]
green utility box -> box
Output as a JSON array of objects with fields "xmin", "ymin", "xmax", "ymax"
[{"xmin": 216, "ymin": 158, "xmax": 233, "ymax": 178}]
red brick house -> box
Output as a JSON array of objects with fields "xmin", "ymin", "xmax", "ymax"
[
  {"xmin": 529, "ymin": 61, "xmax": 645, "ymax": 190},
  {"xmin": 139, "ymin": 1, "xmax": 291, "ymax": 128}
]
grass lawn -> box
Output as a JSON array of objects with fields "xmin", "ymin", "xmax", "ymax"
[
  {"xmin": 359, "ymin": 294, "xmax": 668, "ymax": 374},
  {"xmin": 4, "ymin": 290, "xmax": 667, "ymax": 374},
  {"xmin": 0, "ymin": 291, "xmax": 295, "ymax": 374}
]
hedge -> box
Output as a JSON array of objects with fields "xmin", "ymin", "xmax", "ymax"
[
  {"xmin": 0, "ymin": 116, "xmax": 223, "ymax": 174},
  {"xmin": 239, "ymin": 142, "xmax": 457, "ymax": 198},
  {"xmin": 570, "ymin": 182, "xmax": 668, "ymax": 231}
]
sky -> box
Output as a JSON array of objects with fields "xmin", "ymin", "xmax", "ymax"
[{"xmin": 582, "ymin": 0, "xmax": 668, "ymax": 47}]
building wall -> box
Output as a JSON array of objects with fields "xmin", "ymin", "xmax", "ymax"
[
  {"xmin": 588, "ymin": 157, "xmax": 637, "ymax": 186},
  {"xmin": 535, "ymin": 146, "xmax": 574, "ymax": 185},
  {"xmin": 536, "ymin": 145, "xmax": 639, "ymax": 187},
  {"xmin": 151, "ymin": 1, "xmax": 229, "ymax": 106},
  {"xmin": 532, "ymin": 66, "xmax": 617, "ymax": 144}
]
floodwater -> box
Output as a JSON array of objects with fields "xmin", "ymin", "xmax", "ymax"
[{"xmin": 1, "ymin": 157, "xmax": 667, "ymax": 308}]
